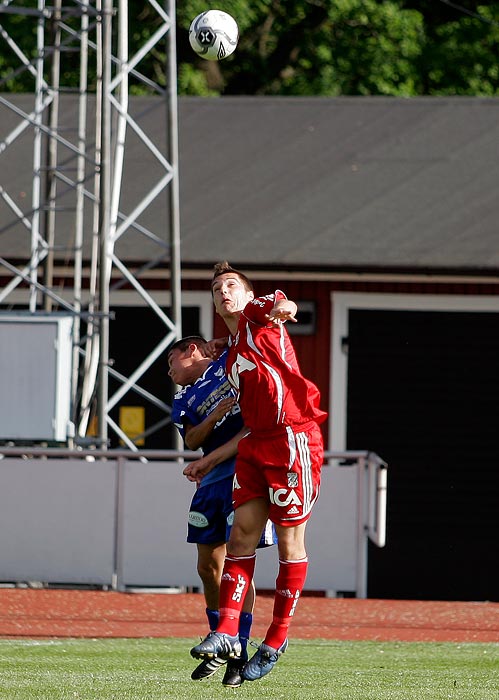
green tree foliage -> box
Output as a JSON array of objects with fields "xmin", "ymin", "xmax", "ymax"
[
  {"xmin": 425, "ymin": 7, "xmax": 499, "ymax": 95},
  {"xmin": 178, "ymin": 0, "xmax": 499, "ymax": 96},
  {"xmin": 0, "ymin": 2, "xmax": 39, "ymax": 92},
  {"xmin": 179, "ymin": 0, "xmax": 425, "ymax": 95},
  {"xmin": 0, "ymin": 0, "xmax": 95, "ymax": 92},
  {"xmin": 1, "ymin": 1, "xmax": 499, "ymax": 96}
]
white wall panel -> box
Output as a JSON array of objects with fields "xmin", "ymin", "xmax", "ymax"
[
  {"xmin": 0, "ymin": 459, "xmax": 116, "ymax": 584},
  {"xmin": 0, "ymin": 455, "xmax": 365, "ymax": 595}
]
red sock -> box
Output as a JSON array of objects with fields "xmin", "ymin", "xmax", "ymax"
[
  {"xmin": 264, "ymin": 558, "xmax": 308, "ymax": 649},
  {"xmin": 217, "ymin": 554, "xmax": 256, "ymax": 637}
]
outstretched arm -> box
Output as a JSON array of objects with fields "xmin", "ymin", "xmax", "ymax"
[{"xmin": 266, "ymin": 298, "xmax": 298, "ymax": 324}]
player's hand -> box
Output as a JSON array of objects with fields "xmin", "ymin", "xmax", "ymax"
[
  {"xmin": 212, "ymin": 396, "xmax": 236, "ymax": 421},
  {"xmin": 266, "ymin": 300, "xmax": 297, "ymax": 324},
  {"xmin": 205, "ymin": 337, "xmax": 229, "ymax": 359},
  {"xmin": 183, "ymin": 456, "xmax": 214, "ymax": 484}
]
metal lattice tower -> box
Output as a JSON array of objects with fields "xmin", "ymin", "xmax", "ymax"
[{"xmin": 0, "ymin": 0, "xmax": 181, "ymax": 449}]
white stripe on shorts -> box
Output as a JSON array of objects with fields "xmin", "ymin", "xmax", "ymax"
[
  {"xmin": 296, "ymin": 430, "xmax": 314, "ymax": 517},
  {"xmin": 285, "ymin": 427, "xmax": 317, "ymax": 520}
]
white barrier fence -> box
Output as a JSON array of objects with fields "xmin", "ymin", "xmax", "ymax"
[{"xmin": 0, "ymin": 448, "xmax": 386, "ymax": 598}]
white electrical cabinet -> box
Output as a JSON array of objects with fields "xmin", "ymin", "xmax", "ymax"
[{"xmin": 0, "ymin": 314, "xmax": 73, "ymax": 442}]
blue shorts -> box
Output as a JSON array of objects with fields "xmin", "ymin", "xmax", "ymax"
[{"xmin": 187, "ymin": 475, "xmax": 277, "ymax": 547}]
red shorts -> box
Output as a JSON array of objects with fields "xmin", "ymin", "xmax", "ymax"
[{"xmin": 233, "ymin": 422, "xmax": 324, "ymax": 527}]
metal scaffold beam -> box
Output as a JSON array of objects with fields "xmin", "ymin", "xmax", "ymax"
[{"xmin": 0, "ymin": 0, "xmax": 182, "ymax": 449}]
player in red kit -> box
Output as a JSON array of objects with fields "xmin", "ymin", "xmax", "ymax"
[{"xmin": 190, "ymin": 261, "xmax": 327, "ymax": 682}]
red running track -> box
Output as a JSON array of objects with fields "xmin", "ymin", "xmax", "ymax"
[{"xmin": 1, "ymin": 590, "xmax": 499, "ymax": 642}]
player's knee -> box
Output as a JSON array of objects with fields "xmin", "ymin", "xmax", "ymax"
[
  {"xmin": 278, "ymin": 544, "xmax": 307, "ymax": 561},
  {"xmin": 276, "ymin": 527, "xmax": 307, "ymax": 561},
  {"xmin": 227, "ymin": 528, "xmax": 259, "ymax": 556},
  {"xmin": 197, "ymin": 560, "xmax": 221, "ymax": 585}
]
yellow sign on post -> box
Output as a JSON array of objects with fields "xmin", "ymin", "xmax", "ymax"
[{"xmin": 119, "ymin": 406, "xmax": 145, "ymax": 446}]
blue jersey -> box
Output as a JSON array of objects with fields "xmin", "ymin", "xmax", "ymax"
[{"xmin": 172, "ymin": 351, "xmax": 244, "ymax": 488}]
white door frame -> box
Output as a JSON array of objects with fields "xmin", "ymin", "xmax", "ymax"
[{"xmin": 330, "ymin": 291, "xmax": 499, "ymax": 451}]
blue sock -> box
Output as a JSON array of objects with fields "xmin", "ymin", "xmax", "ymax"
[
  {"xmin": 206, "ymin": 608, "xmax": 219, "ymax": 632},
  {"xmin": 238, "ymin": 611, "xmax": 253, "ymax": 658}
]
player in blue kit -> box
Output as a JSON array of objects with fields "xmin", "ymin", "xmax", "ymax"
[{"xmin": 169, "ymin": 335, "xmax": 274, "ymax": 687}]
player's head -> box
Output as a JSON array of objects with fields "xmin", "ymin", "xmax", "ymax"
[
  {"xmin": 211, "ymin": 261, "xmax": 253, "ymax": 294},
  {"xmin": 211, "ymin": 261, "xmax": 254, "ymax": 320},
  {"xmin": 168, "ymin": 335, "xmax": 207, "ymax": 357},
  {"xmin": 168, "ymin": 335, "xmax": 209, "ymax": 385}
]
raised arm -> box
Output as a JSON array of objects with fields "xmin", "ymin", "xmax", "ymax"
[{"xmin": 266, "ymin": 297, "xmax": 298, "ymax": 324}]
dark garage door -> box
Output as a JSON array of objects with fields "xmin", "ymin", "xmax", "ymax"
[
  {"xmin": 346, "ymin": 309, "xmax": 499, "ymax": 601},
  {"xmin": 108, "ymin": 305, "xmax": 201, "ymax": 449}
]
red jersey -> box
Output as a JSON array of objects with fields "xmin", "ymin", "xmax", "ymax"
[{"xmin": 226, "ymin": 291, "xmax": 327, "ymax": 435}]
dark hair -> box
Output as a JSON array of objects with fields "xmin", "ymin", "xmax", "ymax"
[
  {"xmin": 211, "ymin": 261, "xmax": 254, "ymax": 293},
  {"xmin": 168, "ymin": 335, "xmax": 207, "ymax": 356}
]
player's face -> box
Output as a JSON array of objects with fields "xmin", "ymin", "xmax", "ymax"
[
  {"xmin": 168, "ymin": 348, "xmax": 192, "ymax": 386},
  {"xmin": 212, "ymin": 273, "xmax": 253, "ymax": 318}
]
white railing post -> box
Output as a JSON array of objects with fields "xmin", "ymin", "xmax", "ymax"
[
  {"xmin": 367, "ymin": 454, "xmax": 388, "ymax": 548},
  {"xmin": 112, "ymin": 455, "xmax": 126, "ymax": 591},
  {"xmin": 355, "ymin": 455, "xmax": 368, "ymax": 598}
]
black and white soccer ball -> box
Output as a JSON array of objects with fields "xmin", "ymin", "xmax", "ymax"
[{"xmin": 188, "ymin": 10, "xmax": 239, "ymax": 61}]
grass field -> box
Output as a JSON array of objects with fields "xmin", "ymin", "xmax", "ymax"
[{"xmin": 0, "ymin": 637, "xmax": 498, "ymax": 700}]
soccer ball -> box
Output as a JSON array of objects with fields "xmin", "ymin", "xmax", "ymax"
[{"xmin": 189, "ymin": 10, "xmax": 239, "ymax": 61}]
